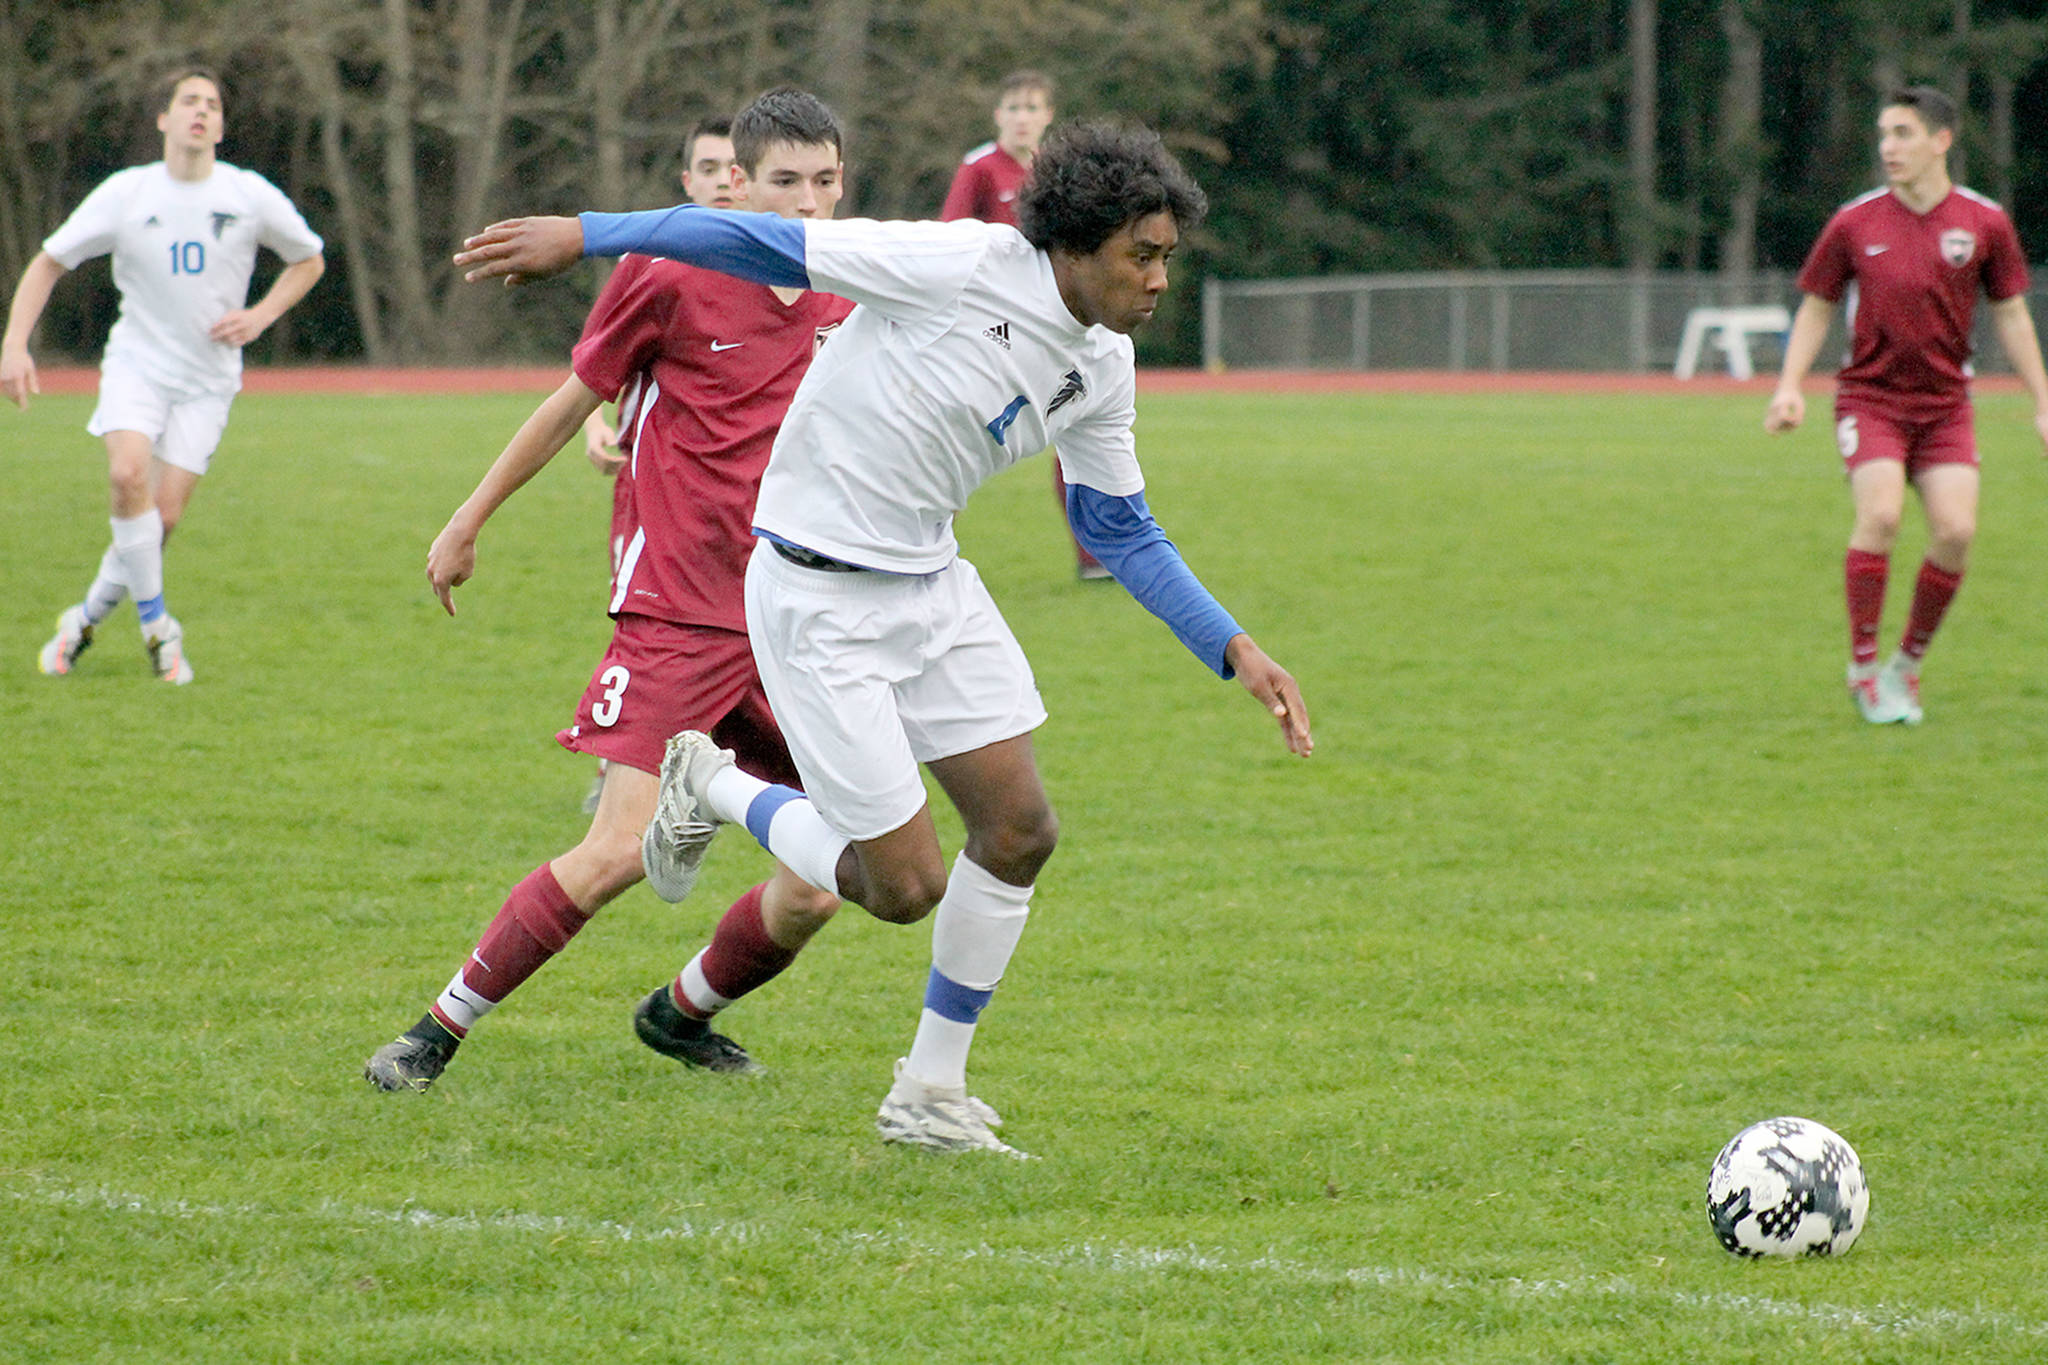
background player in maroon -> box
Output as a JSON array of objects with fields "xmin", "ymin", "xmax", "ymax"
[
  {"xmin": 581, "ymin": 116, "xmax": 736, "ymax": 490},
  {"xmin": 939, "ymin": 69, "xmax": 1052, "ymax": 223},
  {"xmin": 1766, "ymin": 85, "xmax": 2048, "ymax": 725},
  {"xmin": 365, "ymin": 90, "xmax": 853, "ymax": 1092},
  {"xmin": 578, "ymin": 116, "xmax": 737, "ymax": 814},
  {"xmin": 938, "ymin": 70, "xmax": 1105, "ymax": 580}
]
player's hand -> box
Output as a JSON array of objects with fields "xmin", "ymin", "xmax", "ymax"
[
  {"xmin": 426, "ymin": 520, "xmax": 480, "ymax": 616},
  {"xmin": 1226, "ymin": 634, "xmax": 1313, "ymax": 757},
  {"xmin": 454, "ymin": 217, "xmax": 584, "ymax": 286},
  {"xmin": 0, "ymin": 347, "xmax": 37, "ymax": 411},
  {"xmin": 208, "ymin": 308, "xmax": 270, "ymax": 347},
  {"xmin": 585, "ymin": 419, "xmax": 624, "ymax": 475},
  {"xmin": 2033, "ymin": 409, "xmax": 2048, "ymax": 459},
  {"xmin": 1763, "ymin": 388, "xmax": 1805, "ymax": 433}
]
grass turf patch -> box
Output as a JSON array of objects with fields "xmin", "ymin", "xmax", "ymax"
[{"xmin": 5, "ymin": 385, "xmax": 2048, "ymax": 1360}]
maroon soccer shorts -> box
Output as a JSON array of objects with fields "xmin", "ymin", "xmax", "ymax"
[
  {"xmin": 1833, "ymin": 399, "xmax": 1978, "ymax": 475},
  {"xmin": 557, "ymin": 613, "xmax": 801, "ymax": 786}
]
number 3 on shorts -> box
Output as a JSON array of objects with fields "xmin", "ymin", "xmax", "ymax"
[
  {"xmin": 592, "ymin": 664, "xmax": 630, "ymax": 727},
  {"xmin": 1835, "ymin": 414, "xmax": 1859, "ymax": 459}
]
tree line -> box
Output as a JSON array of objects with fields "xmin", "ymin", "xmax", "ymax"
[{"xmin": 4, "ymin": 0, "xmax": 2044, "ymax": 368}]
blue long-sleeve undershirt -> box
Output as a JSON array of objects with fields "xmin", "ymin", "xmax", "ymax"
[
  {"xmin": 1066, "ymin": 484, "xmax": 1244, "ymax": 679},
  {"xmin": 579, "ymin": 206, "xmax": 811, "ymax": 288}
]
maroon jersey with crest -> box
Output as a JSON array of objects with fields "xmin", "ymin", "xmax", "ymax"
[
  {"xmin": 1797, "ymin": 185, "xmax": 2031, "ymax": 419},
  {"xmin": 571, "ymin": 253, "xmax": 851, "ymax": 631},
  {"xmin": 940, "ymin": 142, "xmax": 1029, "ymax": 226}
]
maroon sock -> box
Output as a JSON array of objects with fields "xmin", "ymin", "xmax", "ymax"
[
  {"xmin": 678, "ymin": 883, "xmax": 798, "ymax": 1016},
  {"xmin": 432, "ymin": 864, "xmax": 590, "ymax": 1033},
  {"xmin": 1901, "ymin": 559, "xmax": 1964, "ymax": 661},
  {"xmin": 1844, "ymin": 548, "xmax": 1889, "ymax": 667}
]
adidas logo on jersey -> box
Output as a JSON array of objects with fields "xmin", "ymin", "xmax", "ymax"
[{"xmin": 983, "ymin": 321, "xmax": 1012, "ymax": 350}]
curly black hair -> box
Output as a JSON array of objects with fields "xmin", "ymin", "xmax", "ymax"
[
  {"xmin": 1018, "ymin": 121, "xmax": 1207, "ymax": 255},
  {"xmin": 732, "ymin": 86, "xmax": 842, "ymax": 174}
]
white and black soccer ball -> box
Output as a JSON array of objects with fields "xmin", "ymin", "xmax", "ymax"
[{"xmin": 1706, "ymin": 1116, "xmax": 1869, "ymax": 1258}]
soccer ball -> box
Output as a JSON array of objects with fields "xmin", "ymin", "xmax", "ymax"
[{"xmin": 1705, "ymin": 1116, "xmax": 1869, "ymax": 1258}]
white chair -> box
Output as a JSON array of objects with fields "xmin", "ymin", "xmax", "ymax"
[{"xmin": 1673, "ymin": 305, "xmax": 1792, "ymax": 380}]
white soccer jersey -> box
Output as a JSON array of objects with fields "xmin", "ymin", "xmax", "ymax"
[
  {"xmin": 753, "ymin": 218, "xmax": 1145, "ymax": 573},
  {"xmin": 43, "ymin": 161, "xmax": 323, "ymax": 396}
]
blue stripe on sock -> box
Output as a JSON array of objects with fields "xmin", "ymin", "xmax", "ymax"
[
  {"xmin": 743, "ymin": 785, "xmax": 803, "ymax": 850},
  {"xmin": 135, "ymin": 595, "xmax": 166, "ymax": 625},
  {"xmin": 923, "ymin": 968, "xmax": 995, "ymax": 1024}
]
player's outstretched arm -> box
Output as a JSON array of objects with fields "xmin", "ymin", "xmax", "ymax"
[
  {"xmin": 1988, "ymin": 294, "xmax": 2048, "ymax": 458},
  {"xmin": 1764, "ymin": 294, "xmax": 1837, "ymax": 433},
  {"xmin": 1, "ymin": 252, "xmax": 69, "ymax": 411},
  {"xmin": 210, "ymin": 251, "xmax": 325, "ymax": 347},
  {"xmin": 455, "ymin": 217, "xmax": 586, "ymax": 286},
  {"xmin": 428, "ymin": 373, "xmax": 604, "ymax": 614},
  {"xmin": 1225, "ymin": 634, "xmax": 1314, "ymax": 757}
]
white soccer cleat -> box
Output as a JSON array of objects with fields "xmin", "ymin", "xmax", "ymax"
[
  {"xmin": 1846, "ymin": 661, "xmax": 1904, "ymax": 725},
  {"xmin": 144, "ymin": 615, "xmax": 194, "ymax": 685},
  {"xmin": 641, "ymin": 730, "xmax": 733, "ymax": 901},
  {"xmin": 876, "ymin": 1058, "xmax": 1029, "ymax": 1158},
  {"xmin": 1877, "ymin": 653, "xmax": 1923, "ymax": 726},
  {"xmin": 36, "ymin": 605, "xmax": 95, "ymax": 676}
]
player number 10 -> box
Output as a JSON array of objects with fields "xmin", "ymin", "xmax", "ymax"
[{"xmin": 169, "ymin": 241, "xmax": 206, "ymax": 274}]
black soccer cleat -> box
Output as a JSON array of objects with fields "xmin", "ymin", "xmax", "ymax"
[
  {"xmin": 633, "ymin": 986, "xmax": 764, "ymax": 1076},
  {"xmin": 364, "ymin": 1014, "xmax": 461, "ymax": 1093}
]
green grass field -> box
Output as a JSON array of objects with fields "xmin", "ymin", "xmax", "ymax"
[{"xmin": 6, "ymin": 382, "xmax": 2048, "ymax": 1361}]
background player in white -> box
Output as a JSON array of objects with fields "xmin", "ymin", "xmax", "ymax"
[
  {"xmin": 455, "ymin": 120, "xmax": 1313, "ymax": 1157},
  {"xmin": 3, "ymin": 67, "xmax": 324, "ymax": 683}
]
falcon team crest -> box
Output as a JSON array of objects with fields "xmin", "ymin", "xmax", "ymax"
[
  {"xmin": 1045, "ymin": 368, "xmax": 1086, "ymax": 416},
  {"xmin": 1939, "ymin": 228, "xmax": 1976, "ymax": 267}
]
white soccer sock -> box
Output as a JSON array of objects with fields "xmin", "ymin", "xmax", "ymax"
[
  {"xmin": 704, "ymin": 764, "xmax": 770, "ymax": 824},
  {"xmin": 431, "ymin": 968, "xmax": 496, "ymax": 1034},
  {"xmin": 904, "ymin": 853, "xmax": 1035, "ymax": 1091},
  {"xmin": 81, "ymin": 544, "xmax": 129, "ymax": 625},
  {"xmin": 714, "ymin": 767, "xmax": 849, "ymax": 897},
  {"xmin": 110, "ymin": 510, "xmax": 166, "ymax": 626},
  {"xmin": 677, "ymin": 954, "xmax": 733, "ymax": 1017}
]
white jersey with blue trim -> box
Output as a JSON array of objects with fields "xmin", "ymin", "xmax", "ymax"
[
  {"xmin": 754, "ymin": 217, "xmax": 1145, "ymax": 574},
  {"xmin": 43, "ymin": 161, "xmax": 324, "ymax": 397}
]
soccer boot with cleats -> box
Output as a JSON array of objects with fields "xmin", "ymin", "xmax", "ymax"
[
  {"xmin": 1846, "ymin": 661, "xmax": 1906, "ymax": 725},
  {"xmin": 37, "ymin": 606, "xmax": 95, "ymax": 676},
  {"xmin": 1877, "ymin": 653, "xmax": 1924, "ymax": 726},
  {"xmin": 876, "ymin": 1058, "xmax": 1029, "ymax": 1158},
  {"xmin": 632, "ymin": 986, "xmax": 764, "ymax": 1075},
  {"xmin": 144, "ymin": 615, "xmax": 194, "ymax": 685},
  {"xmin": 642, "ymin": 730, "xmax": 733, "ymax": 901},
  {"xmin": 364, "ymin": 1015, "xmax": 461, "ymax": 1093}
]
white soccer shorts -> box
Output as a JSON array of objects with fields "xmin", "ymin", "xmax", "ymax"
[
  {"xmin": 87, "ymin": 362, "xmax": 234, "ymax": 476},
  {"xmin": 744, "ymin": 539, "xmax": 1048, "ymax": 842}
]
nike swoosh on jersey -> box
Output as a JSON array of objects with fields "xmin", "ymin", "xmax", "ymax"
[
  {"xmin": 710, "ymin": 340, "xmax": 744, "ymax": 351},
  {"xmin": 1864, "ymin": 245, "xmax": 1888, "ymax": 255}
]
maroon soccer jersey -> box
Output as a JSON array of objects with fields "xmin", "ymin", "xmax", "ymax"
[
  {"xmin": 1797, "ymin": 185, "xmax": 2031, "ymax": 418},
  {"xmin": 572, "ymin": 254, "xmax": 852, "ymax": 631},
  {"xmin": 940, "ymin": 143, "xmax": 1029, "ymax": 225}
]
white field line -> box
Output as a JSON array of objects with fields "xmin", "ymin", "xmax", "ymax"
[{"xmin": 11, "ymin": 1175, "xmax": 2046, "ymax": 1341}]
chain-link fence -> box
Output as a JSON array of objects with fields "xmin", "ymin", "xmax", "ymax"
[{"xmin": 1200, "ymin": 268, "xmax": 2048, "ymax": 375}]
